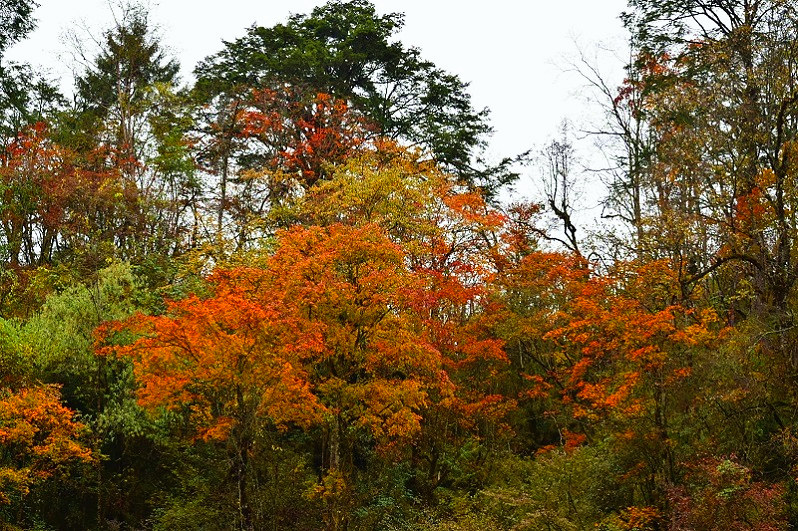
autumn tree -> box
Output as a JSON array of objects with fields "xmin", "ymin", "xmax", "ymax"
[
  {"xmin": 239, "ymin": 87, "xmax": 374, "ymax": 188},
  {"xmin": 0, "ymin": 305, "xmax": 94, "ymax": 527},
  {"xmin": 102, "ymin": 223, "xmax": 449, "ymax": 529},
  {"xmin": 266, "ymin": 224, "xmax": 454, "ymax": 529},
  {"xmin": 0, "ymin": 122, "xmax": 73, "ymax": 268},
  {"xmin": 604, "ymin": 14, "xmax": 798, "ymax": 500},
  {"xmin": 292, "ymin": 146, "xmax": 515, "ymax": 501},
  {"xmin": 194, "ymin": 86, "xmax": 374, "ymax": 249},
  {"xmin": 0, "ymin": 121, "xmax": 152, "ymax": 287},
  {"xmin": 0, "ymin": 386, "xmax": 94, "ymax": 519},
  {"xmin": 494, "ymin": 246, "xmax": 723, "ymax": 511},
  {"xmin": 99, "ymin": 265, "xmax": 324, "ymax": 530},
  {"xmin": 619, "ymin": 1, "xmax": 798, "ymax": 314}
]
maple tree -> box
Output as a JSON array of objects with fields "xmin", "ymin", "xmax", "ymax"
[
  {"xmin": 0, "ymin": 385, "xmax": 93, "ymax": 508},
  {"xmin": 98, "ymin": 265, "xmax": 323, "ymax": 530},
  {"xmin": 193, "ymin": 86, "xmax": 374, "ymax": 251},
  {"xmin": 102, "ymin": 222, "xmax": 452, "ymax": 529}
]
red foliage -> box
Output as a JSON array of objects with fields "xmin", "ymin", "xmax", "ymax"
[{"xmin": 238, "ymin": 87, "xmax": 376, "ymax": 188}]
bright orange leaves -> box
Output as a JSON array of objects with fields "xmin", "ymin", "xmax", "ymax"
[
  {"xmin": 0, "ymin": 385, "xmax": 93, "ymax": 503},
  {"xmin": 266, "ymin": 223, "xmax": 451, "ymax": 443},
  {"xmin": 99, "ymin": 263, "xmax": 326, "ymax": 442},
  {"xmin": 499, "ymin": 253, "xmax": 721, "ymax": 424},
  {"xmin": 101, "ymin": 223, "xmax": 469, "ymax": 447}
]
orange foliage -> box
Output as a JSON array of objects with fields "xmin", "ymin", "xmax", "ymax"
[
  {"xmin": 296, "ymin": 146, "xmax": 515, "ymax": 442},
  {"xmin": 98, "ymin": 264, "xmax": 326, "ymax": 441},
  {"xmin": 498, "ymin": 252, "xmax": 721, "ymax": 424},
  {"xmin": 0, "ymin": 385, "xmax": 93, "ymax": 503},
  {"xmin": 100, "ymin": 222, "xmax": 494, "ymax": 447}
]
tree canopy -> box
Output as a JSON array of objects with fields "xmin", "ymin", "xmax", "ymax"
[
  {"xmin": 5, "ymin": 0, "xmax": 798, "ymax": 529},
  {"xmin": 194, "ymin": 0, "xmax": 519, "ymax": 198}
]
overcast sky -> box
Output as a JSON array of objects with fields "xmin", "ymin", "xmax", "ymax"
[{"xmin": 7, "ymin": 0, "xmax": 629, "ymax": 200}]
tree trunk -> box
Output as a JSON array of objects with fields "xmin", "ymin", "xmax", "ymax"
[{"xmin": 235, "ymin": 436, "xmax": 254, "ymax": 531}]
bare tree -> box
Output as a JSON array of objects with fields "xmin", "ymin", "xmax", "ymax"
[{"xmin": 539, "ymin": 120, "xmax": 582, "ymax": 256}]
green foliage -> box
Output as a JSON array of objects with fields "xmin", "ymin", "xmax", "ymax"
[
  {"xmin": 0, "ymin": 0, "xmax": 37, "ymax": 54},
  {"xmin": 26, "ymin": 262, "xmax": 138, "ymax": 371},
  {"xmin": 473, "ymin": 449, "xmax": 632, "ymax": 530},
  {"xmin": 0, "ymin": 318, "xmax": 31, "ymax": 386},
  {"xmin": 6, "ymin": 263, "xmax": 175, "ymax": 528},
  {"xmin": 0, "ymin": 1, "xmax": 62, "ymax": 139},
  {"xmin": 151, "ymin": 436, "xmax": 324, "ymax": 530},
  {"xmin": 74, "ymin": 4, "xmax": 179, "ymax": 138}
]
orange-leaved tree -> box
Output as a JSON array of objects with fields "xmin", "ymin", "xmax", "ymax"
[
  {"xmin": 100, "ymin": 222, "xmax": 464, "ymax": 530},
  {"xmin": 238, "ymin": 87, "xmax": 375, "ymax": 190},
  {"xmin": 298, "ymin": 146, "xmax": 515, "ymax": 496},
  {"xmin": 0, "ymin": 385, "xmax": 94, "ymax": 506},
  {"xmin": 96, "ymin": 264, "xmax": 325, "ymax": 531},
  {"xmin": 252, "ymin": 223, "xmax": 455, "ymax": 529},
  {"xmin": 196, "ymin": 85, "xmax": 376, "ymax": 249},
  {"xmin": 496, "ymin": 252, "xmax": 722, "ymax": 505}
]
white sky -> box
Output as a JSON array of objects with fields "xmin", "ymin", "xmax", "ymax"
[{"xmin": 7, "ymin": 0, "xmax": 629, "ymax": 202}]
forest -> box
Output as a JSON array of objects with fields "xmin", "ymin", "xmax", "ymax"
[{"xmin": 1, "ymin": 0, "xmax": 798, "ymax": 529}]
